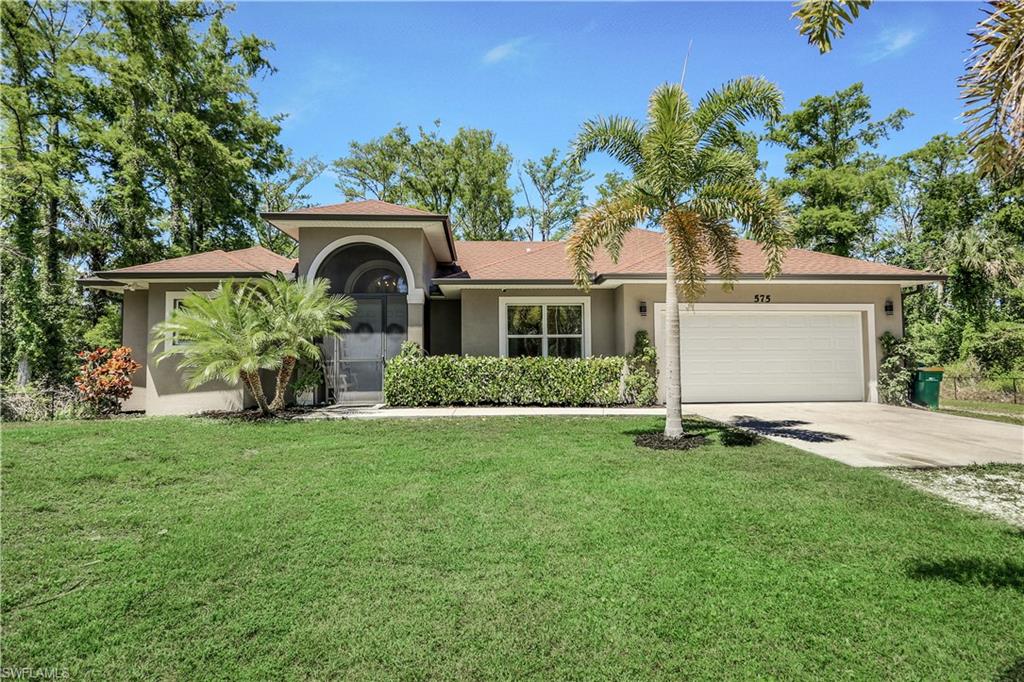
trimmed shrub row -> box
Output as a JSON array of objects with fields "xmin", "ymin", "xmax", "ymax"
[{"xmin": 384, "ymin": 343, "xmax": 630, "ymax": 407}]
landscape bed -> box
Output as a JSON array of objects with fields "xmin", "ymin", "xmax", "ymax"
[{"xmin": 3, "ymin": 416, "xmax": 1022, "ymax": 679}]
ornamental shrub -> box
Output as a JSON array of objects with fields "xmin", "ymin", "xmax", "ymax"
[
  {"xmin": 878, "ymin": 332, "xmax": 914, "ymax": 406},
  {"xmin": 624, "ymin": 330, "xmax": 658, "ymax": 406},
  {"xmin": 384, "ymin": 342, "xmax": 627, "ymax": 406},
  {"xmin": 74, "ymin": 346, "xmax": 141, "ymax": 415}
]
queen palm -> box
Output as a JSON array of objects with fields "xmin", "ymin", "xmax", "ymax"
[
  {"xmin": 151, "ymin": 280, "xmax": 279, "ymax": 414},
  {"xmin": 257, "ymin": 275, "xmax": 356, "ymax": 411},
  {"xmin": 568, "ymin": 79, "xmax": 793, "ymax": 438}
]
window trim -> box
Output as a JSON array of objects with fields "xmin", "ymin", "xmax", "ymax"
[
  {"xmin": 498, "ymin": 296, "xmax": 591, "ymax": 358},
  {"xmin": 163, "ymin": 289, "xmax": 211, "ymax": 351}
]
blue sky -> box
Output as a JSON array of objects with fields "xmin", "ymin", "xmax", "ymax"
[{"xmin": 227, "ymin": 1, "xmax": 981, "ymax": 206}]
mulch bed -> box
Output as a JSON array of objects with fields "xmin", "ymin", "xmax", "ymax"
[
  {"xmin": 634, "ymin": 432, "xmax": 709, "ymax": 451},
  {"xmin": 196, "ymin": 407, "xmax": 315, "ymax": 422}
]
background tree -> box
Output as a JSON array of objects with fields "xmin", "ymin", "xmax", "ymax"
[
  {"xmin": 517, "ymin": 149, "xmax": 592, "ymax": 241},
  {"xmin": 568, "ymin": 78, "xmax": 792, "ymax": 439},
  {"xmin": 333, "ymin": 122, "xmax": 516, "ymax": 239},
  {"xmin": 255, "ymin": 153, "xmax": 326, "ymax": 255},
  {"xmin": 793, "ymin": 0, "xmax": 1023, "ymax": 180},
  {"xmin": 1, "ymin": 0, "xmax": 286, "ymax": 385},
  {"xmin": 766, "ymin": 82, "xmax": 909, "ymax": 257}
]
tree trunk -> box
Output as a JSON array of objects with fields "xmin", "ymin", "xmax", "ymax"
[
  {"xmin": 16, "ymin": 357, "xmax": 32, "ymax": 387},
  {"xmin": 270, "ymin": 356, "xmax": 297, "ymax": 412},
  {"xmin": 663, "ymin": 244, "xmax": 684, "ymax": 438},
  {"xmin": 242, "ymin": 371, "xmax": 271, "ymax": 414}
]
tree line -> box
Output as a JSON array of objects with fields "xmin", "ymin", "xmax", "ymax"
[{"xmin": 2, "ymin": 1, "xmax": 1022, "ymax": 390}]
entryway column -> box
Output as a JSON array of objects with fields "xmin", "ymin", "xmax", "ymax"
[{"xmin": 408, "ymin": 301, "xmax": 424, "ymax": 347}]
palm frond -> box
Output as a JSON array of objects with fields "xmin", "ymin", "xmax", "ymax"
[
  {"xmin": 566, "ymin": 191, "xmax": 649, "ymax": 290},
  {"xmin": 792, "ymin": 0, "xmax": 872, "ymax": 54},
  {"xmin": 693, "ymin": 77, "xmax": 784, "ymax": 146},
  {"xmin": 662, "ymin": 209, "xmax": 710, "ymax": 303},
  {"xmin": 569, "ymin": 115, "xmax": 645, "ymax": 172},
  {"xmin": 702, "ymin": 219, "xmax": 741, "ymax": 290},
  {"xmin": 960, "ymin": 0, "xmax": 1024, "ymax": 179}
]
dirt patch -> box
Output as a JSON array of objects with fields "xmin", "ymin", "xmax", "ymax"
[
  {"xmin": 635, "ymin": 432, "xmax": 709, "ymax": 451},
  {"xmin": 888, "ymin": 465, "xmax": 1024, "ymax": 527},
  {"xmin": 196, "ymin": 407, "xmax": 316, "ymax": 422}
]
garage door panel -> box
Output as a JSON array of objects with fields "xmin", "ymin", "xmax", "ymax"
[{"xmin": 675, "ymin": 310, "xmax": 865, "ymax": 403}]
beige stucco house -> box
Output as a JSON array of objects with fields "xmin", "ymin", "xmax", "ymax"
[{"xmin": 81, "ymin": 200, "xmax": 944, "ymax": 415}]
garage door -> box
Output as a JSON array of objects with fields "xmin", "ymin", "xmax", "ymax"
[{"xmin": 659, "ymin": 308, "xmax": 866, "ymax": 403}]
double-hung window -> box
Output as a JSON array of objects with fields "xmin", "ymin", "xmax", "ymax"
[{"xmin": 501, "ymin": 298, "xmax": 590, "ymax": 358}]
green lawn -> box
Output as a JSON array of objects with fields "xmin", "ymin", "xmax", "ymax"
[
  {"xmin": 939, "ymin": 398, "xmax": 1024, "ymax": 425},
  {"xmin": 3, "ymin": 417, "xmax": 1023, "ymax": 680}
]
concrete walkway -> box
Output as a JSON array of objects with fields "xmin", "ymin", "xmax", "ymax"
[
  {"xmin": 298, "ymin": 405, "xmax": 666, "ymax": 420},
  {"xmin": 690, "ymin": 402, "xmax": 1023, "ymax": 468}
]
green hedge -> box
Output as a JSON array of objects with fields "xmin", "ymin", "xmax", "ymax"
[{"xmin": 384, "ymin": 343, "xmax": 629, "ymax": 406}]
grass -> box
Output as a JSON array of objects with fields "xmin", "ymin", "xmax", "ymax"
[
  {"xmin": 939, "ymin": 398, "xmax": 1024, "ymax": 425},
  {"xmin": 3, "ymin": 416, "xmax": 1023, "ymax": 680}
]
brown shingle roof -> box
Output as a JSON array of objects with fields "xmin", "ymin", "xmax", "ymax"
[
  {"xmin": 442, "ymin": 229, "xmax": 941, "ymax": 281},
  {"xmin": 85, "ymin": 229, "xmax": 941, "ymax": 283},
  {"xmin": 94, "ymin": 247, "xmax": 296, "ymax": 278},
  {"xmin": 267, "ymin": 199, "xmax": 443, "ymax": 218}
]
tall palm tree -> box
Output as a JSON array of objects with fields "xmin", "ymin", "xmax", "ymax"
[
  {"xmin": 257, "ymin": 275, "xmax": 355, "ymax": 411},
  {"xmin": 151, "ymin": 280, "xmax": 279, "ymax": 414},
  {"xmin": 567, "ymin": 79, "xmax": 793, "ymax": 438}
]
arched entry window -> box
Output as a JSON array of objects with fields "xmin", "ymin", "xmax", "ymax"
[
  {"xmin": 315, "ymin": 243, "xmax": 408, "ymax": 403},
  {"xmin": 344, "ymin": 260, "xmax": 408, "ymax": 295},
  {"xmin": 316, "ymin": 244, "xmax": 408, "ymax": 296}
]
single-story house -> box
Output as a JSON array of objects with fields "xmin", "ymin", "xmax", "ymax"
[{"xmin": 81, "ymin": 200, "xmax": 945, "ymax": 415}]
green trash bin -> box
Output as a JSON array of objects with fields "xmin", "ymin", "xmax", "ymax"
[{"xmin": 912, "ymin": 368, "xmax": 944, "ymax": 409}]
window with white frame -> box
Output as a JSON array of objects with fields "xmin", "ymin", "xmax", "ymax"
[
  {"xmin": 164, "ymin": 290, "xmax": 209, "ymax": 350},
  {"xmin": 500, "ymin": 298, "xmax": 590, "ymax": 358}
]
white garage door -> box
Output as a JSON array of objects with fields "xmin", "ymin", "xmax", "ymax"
[{"xmin": 660, "ymin": 308, "xmax": 866, "ymax": 403}]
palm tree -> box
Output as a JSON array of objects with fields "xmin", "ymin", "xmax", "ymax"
[
  {"xmin": 151, "ymin": 280, "xmax": 279, "ymax": 414},
  {"xmin": 257, "ymin": 275, "xmax": 356, "ymax": 411},
  {"xmin": 567, "ymin": 79, "xmax": 793, "ymax": 438}
]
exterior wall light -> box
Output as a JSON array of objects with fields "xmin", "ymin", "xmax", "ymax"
[
  {"xmin": 884, "ymin": 299, "xmax": 894, "ymax": 316},
  {"xmin": 639, "ymin": 301, "xmax": 648, "ymax": 317}
]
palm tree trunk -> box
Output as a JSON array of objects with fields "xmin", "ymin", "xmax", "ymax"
[
  {"xmin": 242, "ymin": 371, "xmax": 272, "ymax": 414},
  {"xmin": 664, "ymin": 244, "xmax": 684, "ymax": 438},
  {"xmin": 269, "ymin": 356, "xmax": 297, "ymax": 412}
]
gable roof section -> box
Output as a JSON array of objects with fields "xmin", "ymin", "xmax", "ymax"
[
  {"xmin": 261, "ymin": 199, "xmax": 457, "ymax": 263},
  {"xmin": 90, "ymin": 246, "xmax": 297, "ymax": 280},
  {"xmin": 264, "ymin": 199, "xmax": 444, "ymax": 219},
  {"xmin": 440, "ymin": 229, "xmax": 943, "ymax": 282}
]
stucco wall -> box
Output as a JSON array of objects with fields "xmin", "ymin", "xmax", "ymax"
[
  {"xmin": 460, "ymin": 288, "xmax": 618, "ymax": 357},
  {"xmin": 120, "ymin": 289, "xmax": 149, "ymax": 412},
  {"xmin": 429, "ymin": 299, "xmax": 462, "ymax": 355},
  {"xmin": 143, "ymin": 283, "xmax": 247, "ymax": 416}
]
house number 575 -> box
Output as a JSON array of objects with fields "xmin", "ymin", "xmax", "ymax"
[{"xmin": 753, "ymin": 294, "xmax": 772, "ymax": 303}]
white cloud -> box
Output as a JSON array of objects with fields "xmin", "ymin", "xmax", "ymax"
[
  {"xmin": 864, "ymin": 28, "xmax": 920, "ymax": 63},
  {"xmin": 482, "ymin": 37, "xmax": 530, "ymax": 65}
]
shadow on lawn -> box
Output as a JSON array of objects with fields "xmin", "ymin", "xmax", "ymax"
[
  {"xmin": 997, "ymin": 658, "xmax": 1024, "ymax": 682},
  {"xmin": 906, "ymin": 557, "xmax": 1024, "ymax": 593},
  {"xmin": 728, "ymin": 416, "xmax": 851, "ymax": 443},
  {"xmin": 625, "ymin": 418, "xmax": 762, "ymax": 448}
]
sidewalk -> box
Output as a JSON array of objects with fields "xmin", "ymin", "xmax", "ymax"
[{"xmin": 297, "ymin": 405, "xmax": 666, "ymax": 420}]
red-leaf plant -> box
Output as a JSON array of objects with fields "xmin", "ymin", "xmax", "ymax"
[{"xmin": 74, "ymin": 347, "xmax": 142, "ymax": 415}]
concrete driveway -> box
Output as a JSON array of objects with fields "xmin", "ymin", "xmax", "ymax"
[{"xmin": 689, "ymin": 402, "xmax": 1023, "ymax": 468}]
